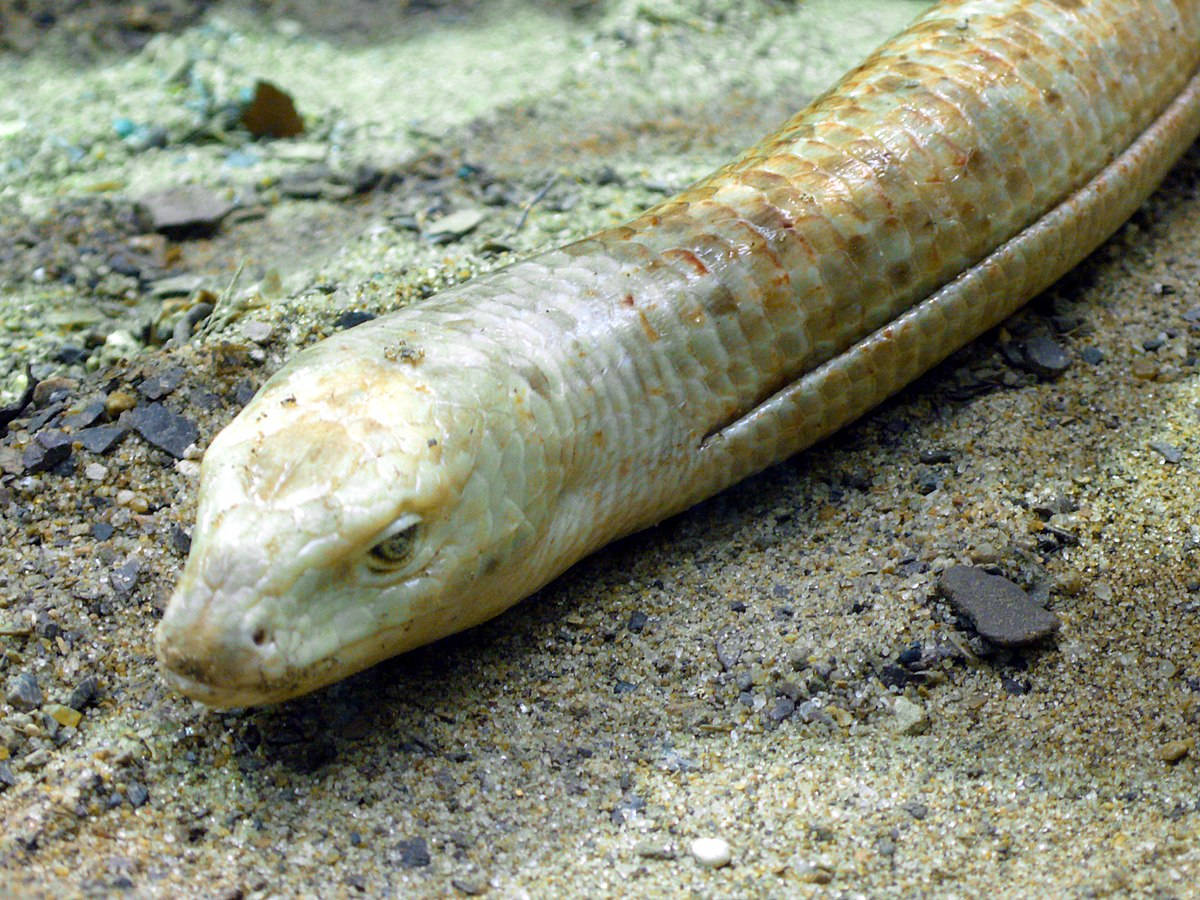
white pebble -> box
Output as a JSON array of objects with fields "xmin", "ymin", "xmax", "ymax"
[
  {"xmin": 83, "ymin": 463, "xmax": 108, "ymax": 481},
  {"xmin": 690, "ymin": 837, "xmax": 731, "ymax": 868}
]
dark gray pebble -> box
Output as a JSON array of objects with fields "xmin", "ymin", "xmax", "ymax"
[
  {"xmin": 0, "ymin": 762, "xmax": 16, "ymax": 789},
  {"xmin": 75, "ymin": 424, "xmax": 128, "ymax": 455},
  {"xmin": 68, "ymin": 675, "xmax": 100, "ymax": 711},
  {"xmin": 1080, "ymin": 346, "xmax": 1104, "ymax": 365},
  {"xmin": 938, "ymin": 565, "xmax": 1060, "ymax": 646},
  {"xmin": 22, "ymin": 429, "xmax": 73, "ymax": 472},
  {"xmin": 902, "ymin": 800, "xmax": 928, "ymax": 820},
  {"xmin": 92, "ymin": 522, "xmax": 115, "ymax": 541},
  {"xmin": 169, "ymin": 524, "xmax": 191, "ymax": 555},
  {"xmin": 396, "ymin": 837, "xmax": 431, "ymax": 868},
  {"xmin": 1022, "ymin": 335, "xmax": 1071, "ymax": 378},
  {"xmin": 137, "ymin": 366, "xmax": 185, "ymax": 401},
  {"xmin": 627, "ymin": 610, "xmax": 648, "ymax": 633},
  {"xmin": 137, "ymin": 185, "xmax": 233, "ymax": 238},
  {"xmin": 767, "ymin": 697, "xmax": 795, "ymax": 723},
  {"xmin": 109, "ymin": 559, "xmax": 141, "ymax": 596},
  {"xmin": 1149, "ymin": 441, "xmax": 1183, "ymax": 464},
  {"xmin": 122, "ymin": 402, "xmax": 198, "ymax": 459},
  {"xmin": 62, "ymin": 400, "xmax": 107, "ymax": 431},
  {"xmin": 7, "ymin": 672, "xmax": 43, "ymax": 710},
  {"xmin": 334, "ymin": 311, "xmax": 375, "ymax": 330},
  {"xmin": 126, "ymin": 782, "xmax": 149, "ymax": 807}
]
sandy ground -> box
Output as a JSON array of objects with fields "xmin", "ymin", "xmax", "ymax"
[{"xmin": 0, "ymin": 1, "xmax": 1198, "ymax": 896}]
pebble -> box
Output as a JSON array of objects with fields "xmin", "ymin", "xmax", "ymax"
[
  {"xmin": 109, "ymin": 559, "xmax": 141, "ymax": 595},
  {"xmin": 1148, "ymin": 441, "xmax": 1182, "ymax": 464},
  {"xmin": 104, "ymin": 391, "xmax": 138, "ymax": 417},
  {"xmin": 44, "ymin": 703, "xmax": 82, "ymax": 729},
  {"xmin": 1157, "ymin": 739, "xmax": 1192, "ymax": 764},
  {"xmin": 396, "ymin": 836, "xmax": 431, "ymax": 868},
  {"xmin": 689, "ymin": 836, "xmax": 731, "ymax": 868},
  {"xmin": 242, "ymin": 321, "xmax": 274, "ymax": 344},
  {"xmin": 126, "ymin": 782, "xmax": 149, "ymax": 808},
  {"xmin": 0, "ymin": 762, "xmax": 15, "ymax": 790},
  {"xmin": 75, "ymin": 424, "xmax": 128, "ymax": 455},
  {"xmin": 137, "ymin": 185, "xmax": 234, "ymax": 238},
  {"xmin": 22, "ymin": 429, "xmax": 73, "ymax": 473},
  {"xmin": 137, "ymin": 366, "xmax": 185, "ymax": 401},
  {"xmin": 635, "ymin": 841, "xmax": 676, "ymax": 860},
  {"xmin": 122, "ymin": 402, "xmax": 199, "ymax": 459},
  {"xmin": 7, "ymin": 673, "xmax": 43, "ymax": 711},
  {"xmin": 83, "ymin": 462, "xmax": 107, "ymax": 480},
  {"xmin": 62, "ymin": 400, "xmax": 106, "ymax": 431},
  {"xmin": 32, "ymin": 375, "xmax": 78, "ymax": 406},
  {"xmin": 891, "ymin": 696, "xmax": 929, "ymax": 736},
  {"xmin": 938, "ymin": 565, "xmax": 1061, "ymax": 646},
  {"xmin": 1021, "ymin": 335, "xmax": 1071, "ymax": 377},
  {"xmin": 425, "ymin": 209, "xmax": 487, "ymax": 243},
  {"xmin": 68, "ymin": 675, "xmax": 100, "ymax": 711}
]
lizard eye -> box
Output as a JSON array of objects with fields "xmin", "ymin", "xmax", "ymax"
[{"xmin": 366, "ymin": 515, "xmax": 422, "ymax": 571}]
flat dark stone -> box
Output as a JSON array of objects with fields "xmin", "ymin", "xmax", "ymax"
[
  {"xmin": 939, "ymin": 565, "xmax": 1060, "ymax": 647},
  {"xmin": 137, "ymin": 185, "xmax": 234, "ymax": 238},
  {"xmin": 396, "ymin": 837, "xmax": 430, "ymax": 869},
  {"xmin": 6, "ymin": 672, "xmax": 42, "ymax": 710},
  {"xmin": 137, "ymin": 366, "xmax": 185, "ymax": 401},
  {"xmin": 109, "ymin": 558, "xmax": 141, "ymax": 595},
  {"xmin": 23, "ymin": 429, "xmax": 73, "ymax": 472},
  {"xmin": 122, "ymin": 402, "xmax": 198, "ymax": 459},
  {"xmin": 75, "ymin": 424, "xmax": 128, "ymax": 455},
  {"xmin": 62, "ymin": 400, "xmax": 107, "ymax": 431},
  {"xmin": 1022, "ymin": 335, "xmax": 1071, "ymax": 378}
]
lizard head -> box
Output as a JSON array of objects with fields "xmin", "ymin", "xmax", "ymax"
[{"xmin": 156, "ymin": 321, "xmax": 550, "ymax": 707}]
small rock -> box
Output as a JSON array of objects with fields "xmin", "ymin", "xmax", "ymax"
[
  {"xmin": 137, "ymin": 185, "xmax": 234, "ymax": 238},
  {"xmin": 627, "ymin": 610, "xmax": 648, "ymax": 633},
  {"xmin": 240, "ymin": 80, "xmax": 304, "ymax": 138},
  {"xmin": 902, "ymin": 800, "xmax": 928, "ymax": 820},
  {"xmin": 766, "ymin": 697, "xmax": 796, "ymax": 723},
  {"xmin": 892, "ymin": 696, "xmax": 929, "ymax": 736},
  {"xmin": 68, "ymin": 675, "xmax": 100, "ymax": 712},
  {"xmin": 450, "ymin": 876, "xmax": 487, "ymax": 896},
  {"xmin": 1157, "ymin": 739, "xmax": 1193, "ymax": 764},
  {"xmin": 1149, "ymin": 441, "xmax": 1183, "ymax": 464},
  {"xmin": 44, "ymin": 703, "xmax": 82, "ymax": 729},
  {"xmin": 397, "ymin": 837, "xmax": 431, "ymax": 868},
  {"xmin": 31, "ymin": 375, "xmax": 78, "ymax": 406},
  {"xmin": 0, "ymin": 762, "xmax": 16, "ymax": 790},
  {"xmin": 7, "ymin": 673, "xmax": 43, "ymax": 711},
  {"xmin": 1021, "ymin": 335, "xmax": 1071, "ymax": 378},
  {"xmin": 425, "ymin": 209, "xmax": 486, "ymax": 243},
  {"xmin": 938, "ymin": 565, "xmax": 1061, "ymax": 647},
  {"xmin": 241, "ymin": 321, "xmax": 273, "ymax": 344},
  {"xmin": 335, "ymin": 311, "xmax": 375, "ymax": 330},
  {"xmin": 634, "ymin": 840, "xmax": 676, "ymax": 860},
  {"xmin": 104, "ymin": 391, "xmax": 138, "ymax": 417},
  {"xmin": 1130, "ymin": 357, "xmax": 1159, "ymax": 380},
  {"xmin": 109, "ymin": 559, "xmax": 142, "ymax": 596},
  {"xmin": 62, "ymin": 400, "xmax": 107, "ymax": 431},
  {"xmin": 126, "ymin": 783, "xmax": 149, "ymax": 807},
  {"xmin": 690, "ymin": 836, "xmax": 731, "ymax": 868},
  {"xmin": 22, "ymin": 430, "xmax": 73, "ymax": 473},
  {"xmin": 75, "ymin": 424, "xmax": 128, "ymax": 455},
  {"xmin": 122, "ymin": 402, "xmax": 198, "ymax": 459},
  {"xmin": 137, "ymin": 366, "xmax": 185, "ymax": 401}
]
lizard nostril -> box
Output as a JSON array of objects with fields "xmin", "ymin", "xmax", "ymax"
[{"xmin": 251, "ymin": 626, "xmax": 268, "ymax": 646}]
